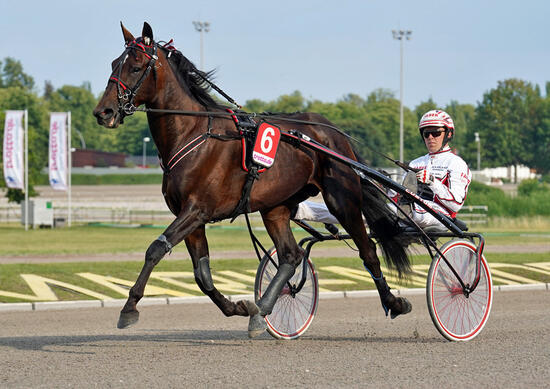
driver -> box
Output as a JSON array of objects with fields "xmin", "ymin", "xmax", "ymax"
[{"xmin": 293, "ymin": 110, "xmax": 472, "ymax": 229}]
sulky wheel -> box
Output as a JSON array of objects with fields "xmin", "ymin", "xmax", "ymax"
[
  {"xmin": 426, "ymin": 239, "xmax": 493, "ymax": 341},
  {"xmin": 254, "ymin": 247, "xmax": 319, "ymax": 340}
]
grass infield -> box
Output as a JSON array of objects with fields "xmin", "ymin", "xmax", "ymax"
[
  {"xmin": 0, "ymin": 252, "xmax": 549, "ymax": 303},
  {"xmin": 0, "ymin": 221, "xmax": 549, "ymax": 256},
  {"xmin": 0, "ymin": 223, "xmax": 549, "ymax": 303}
]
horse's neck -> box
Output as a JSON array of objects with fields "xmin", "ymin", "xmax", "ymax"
[{"xmin": 146, "ymin": 77, "xmax": 206, "ymax": 161}]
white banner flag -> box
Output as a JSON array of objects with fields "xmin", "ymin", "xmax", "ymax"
[
  {"xmin": 3, "ymin": 110, "xmax": 25, "ymax": 189},
  {"xmin": 49, "ymin": 112, "xmax": 68, "ymax": 191}
]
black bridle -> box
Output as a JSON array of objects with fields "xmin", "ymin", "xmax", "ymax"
[{"xmin": 108, "ymin": 38, "xmax": 158, "ymax": 120}]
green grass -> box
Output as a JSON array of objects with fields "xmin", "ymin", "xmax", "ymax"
[
  {"xmin": 36, "ymin": 173, "xmax": 163, "ymax": 185},
  {"xmin": 0, "ymin": 220, "xmax": 548, "ymax": 303},
  {"xmin": 0, "ymin": 221, "xmax": 548, "ymax": 257},
  {"xmin": 0, "ymin": 251, "xmax": 549, "ymax": 303},
  {"xmin": 465, "ymin": 181, "xmax": 550, "ymax": 217},
  {"xmin": 0, "ymin": 224, "xmax": 300, "ymax": 256}
]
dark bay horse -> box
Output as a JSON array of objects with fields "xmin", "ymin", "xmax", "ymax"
[{"xmin": 93, "ymin": 22, "xmax": 412, "ymax": 337}]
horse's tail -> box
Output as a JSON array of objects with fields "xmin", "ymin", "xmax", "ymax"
[{"xmin": 356, "ymin": 156, "xmax": 411, "ymax": 279}]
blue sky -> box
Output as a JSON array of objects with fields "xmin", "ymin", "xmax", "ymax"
[{"xmin": 1, "ymin": 0, "xmax": 548, "ymax": 109}]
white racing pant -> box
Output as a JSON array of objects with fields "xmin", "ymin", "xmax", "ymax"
[
  {"xmin": 296, "ymin": 200, "xmax": 450, "ymax": 230},
  {"xmin": 294, "ymin": 200, "xmax": 340, "ymax": 225},
  {"xmin": 388, "ymin": 201, "xmax": 450, "ymax": 229}
]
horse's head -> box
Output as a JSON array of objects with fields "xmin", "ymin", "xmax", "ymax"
[{"xmin": 94, "ymin": 22, "xmax": 160, "ymax": 128}]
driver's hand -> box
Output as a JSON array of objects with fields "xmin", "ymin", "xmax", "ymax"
[{"xmin": 416, "ymin": 169, "xmax": 434, "ymax": 184}]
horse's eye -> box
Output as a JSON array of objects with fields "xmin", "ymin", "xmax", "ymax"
[{"xmin": 131, "ymin": 66, "xmax": 141, "ymax": 73}]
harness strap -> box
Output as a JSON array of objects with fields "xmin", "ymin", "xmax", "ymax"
[
  {"xmin": 244, "ymin": 212, "xmax": 272, "ymax": 263},
  {"xmin": 228, "ymin": 165, "xmax": 260, "ymax": 222},
  {"xmin": 109, "ymin": 39, "xmax": 158, "ymax": 118}
]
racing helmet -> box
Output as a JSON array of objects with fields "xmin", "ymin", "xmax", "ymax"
[{"xmin": 418, "ymin": 110, "xmax": 455, "ymax": 146}]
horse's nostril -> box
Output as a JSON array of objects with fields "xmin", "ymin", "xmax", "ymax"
[{"xmin": 97, "ymin": 108, "xmax": 114, "ymax": 119}]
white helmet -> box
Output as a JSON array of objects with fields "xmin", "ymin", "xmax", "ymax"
[
  {"xmin": 419, "ymin": 110, "xmax": 454, "ymax": 146},
  {"xmin": 419, "ymin": 110, "xmax": 454, "ymax": 131}
]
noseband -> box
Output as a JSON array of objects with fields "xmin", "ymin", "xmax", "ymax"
[{"xmin": 109, "ymin": 38, "xmax": 158, "ymax": 119}]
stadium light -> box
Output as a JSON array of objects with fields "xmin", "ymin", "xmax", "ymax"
[
  {"xmin": 193, "ymin": 21, "xmax": 210, "ymax": 71},
  {"xmin": 474, "ymin": 132, "xmax": 480, "ymax": 171},
  {"xmin": 142, "ymin": 137, "xmax": 150, "ymax": 168},
  {"xmin": 392, "ymin": 29, "xmax": 412, "ymax": 162}
]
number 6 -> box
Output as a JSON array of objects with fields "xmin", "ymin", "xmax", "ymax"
[{"xmin": 260, "ymin": 127, "xmax": 275, "ymax": 153}]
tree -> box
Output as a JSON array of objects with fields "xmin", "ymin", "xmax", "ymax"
[
  {"xmin": 361, "ymin": 89, "xmax": 402, "ymax": 165},
  {"xmin": 0, "ymin": 58, "xmax": 35, "ymax": 91},
  {"xmin": 444, "ymin": 101, "xmax": 476, "ymax": 163},
  {"xmin": 47, "ymin": 84, "xmax": 116, "ymax": 151},
  {"xmin": 530, "ymin": 87, "xmax": 550, "ymax": 174},
  {"xmin": 266, "ymin": 91, "xmax": 307, "ymax": 113},
  {"xmin": 473, "ymin": 79, "xmax": 541, "ymax": 176},
  {"xmin": 244, "ymin": 98, "xmax": 269, "ymax": 113},
  {"xmin": 114, "ymin": 114, "xmax": 154, "ymax": 156}
]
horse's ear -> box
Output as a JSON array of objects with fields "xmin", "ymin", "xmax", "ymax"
[
  {"xmin": 120, "ymin": 21, "xmax": 135, "ymax": 44},
  {"xmin": 142, "ymin": 22, "xmax": 154, "ymax": 45}
]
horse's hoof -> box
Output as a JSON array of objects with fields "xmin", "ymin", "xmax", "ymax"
[
  {"xmin": 242, "ymin": 300, "xmax": 260, "ymax": 317},
  {"xmin": 248, "ymin": 314, "xmax": 267, "ymax": 338},
  {"xmin": 117, "ymin": 310, "xmax": 139, "ymax": 329},
  {"xmin": 390, "ymin": 297, "xmax": 412, "ymax": 319}
]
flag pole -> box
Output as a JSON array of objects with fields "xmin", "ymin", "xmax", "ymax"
[
  {"xmin": 67, "ymin": 111, "xmax": 72, "ymax": 227},
  {"xmin": 24, "ymin": 109, "xmax": 28, "ymax": 231}
]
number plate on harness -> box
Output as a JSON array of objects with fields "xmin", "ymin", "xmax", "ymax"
[{"xmin": 252, "ymin": 122, "xmax": 281, "ymax": 168}]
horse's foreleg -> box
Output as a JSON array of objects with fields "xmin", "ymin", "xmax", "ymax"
[
  {"xmin": 185, "ymin": 226, "xmax": 258, "ymax": 317},
  {"xmin": 117, "ymin": 213, "xmax": 201, "ymax": 329}
]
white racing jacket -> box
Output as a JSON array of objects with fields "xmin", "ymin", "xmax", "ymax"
[
  {"xmin": 295, "ymin": 146, "xmax": 472, "ymax": 228},
  {"xmin": 409, "ymin": 146, "xmax": 472, "ymax": 218}
]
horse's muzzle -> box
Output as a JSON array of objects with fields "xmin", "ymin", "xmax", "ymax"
[{"xmin": 93, "ymin": 106, "xmax": 121, "ymax": 128}]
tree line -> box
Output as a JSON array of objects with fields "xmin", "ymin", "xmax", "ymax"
[{"xmin": 1, "ymin": 57, "xmax": 550, "ymax": 201}]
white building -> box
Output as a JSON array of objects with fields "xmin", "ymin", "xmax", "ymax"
[{"xmin": 472, "ymin": 164, "xmax": 539, "ymax": 184}]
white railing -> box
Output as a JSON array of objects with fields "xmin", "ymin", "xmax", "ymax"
[
  {"xmin": 0, "ymin": 205, "xmax": 174, "ymax": 225},
  {"xmin": 458, "ymin": 205, "xmax": 488, "ymax": 224},
  {"xmin": 0, "ymin": 204, "xmax": 489, "ymax": 226}
]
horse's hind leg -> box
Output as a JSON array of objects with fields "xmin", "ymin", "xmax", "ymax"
[
  {"xmin": 322, "ymin": 178, "xmax": 412, "ymax": 319},
  {"xmin": 185, "ymin": 226, "xmax": 259, "ymax": 317},
  {"xmin": 248, "ymin": 206, "xmax": 302, "ymax": 338}
]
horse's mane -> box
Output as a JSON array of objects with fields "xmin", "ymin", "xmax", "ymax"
[{"xmin": 160, "ymin": 46, "xmax": 228, "ymax": 110}]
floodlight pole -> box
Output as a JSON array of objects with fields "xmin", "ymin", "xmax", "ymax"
[
  {"xmin": 474, "ymin": 132, "xmax": 481, "ymax": 171},
  {"xmin": 392, "ymin": 29, "xmax": 412, "ymax": 163},
  {"xmin": 142, "ymin": 137, "xmax": 150, "ymax": 168},
  {"xmin": 193, "ymin": 21, "xmax": 210, "ymax": 71},
  {"xmin": 24, "ymin": 109, "xmax": 28, "ymax": 231},
  {"xmin": 68, "ymin": 111, "xmax": 72, "ymax": 227}
]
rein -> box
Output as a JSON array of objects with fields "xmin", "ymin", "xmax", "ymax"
[
  {"xmin": 136, "ymin": 106, "xmax": 417, "ymax": 172},
  {"xmin": 112, "ymin": 37, "xmax": 413, "ymax": 173},
  {"xmin": 135, "ymin": 106, "xmax": 359, "ymax": 143}
]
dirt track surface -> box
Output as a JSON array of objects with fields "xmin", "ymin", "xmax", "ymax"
[{"xmin": 0, "ymin": 290, "xmax": 548, "ymax": 388}]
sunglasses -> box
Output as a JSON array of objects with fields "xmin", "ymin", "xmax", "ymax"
[{"xmin": 423, "ymin": 130, "xmax": 445, "ymax": 139}]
